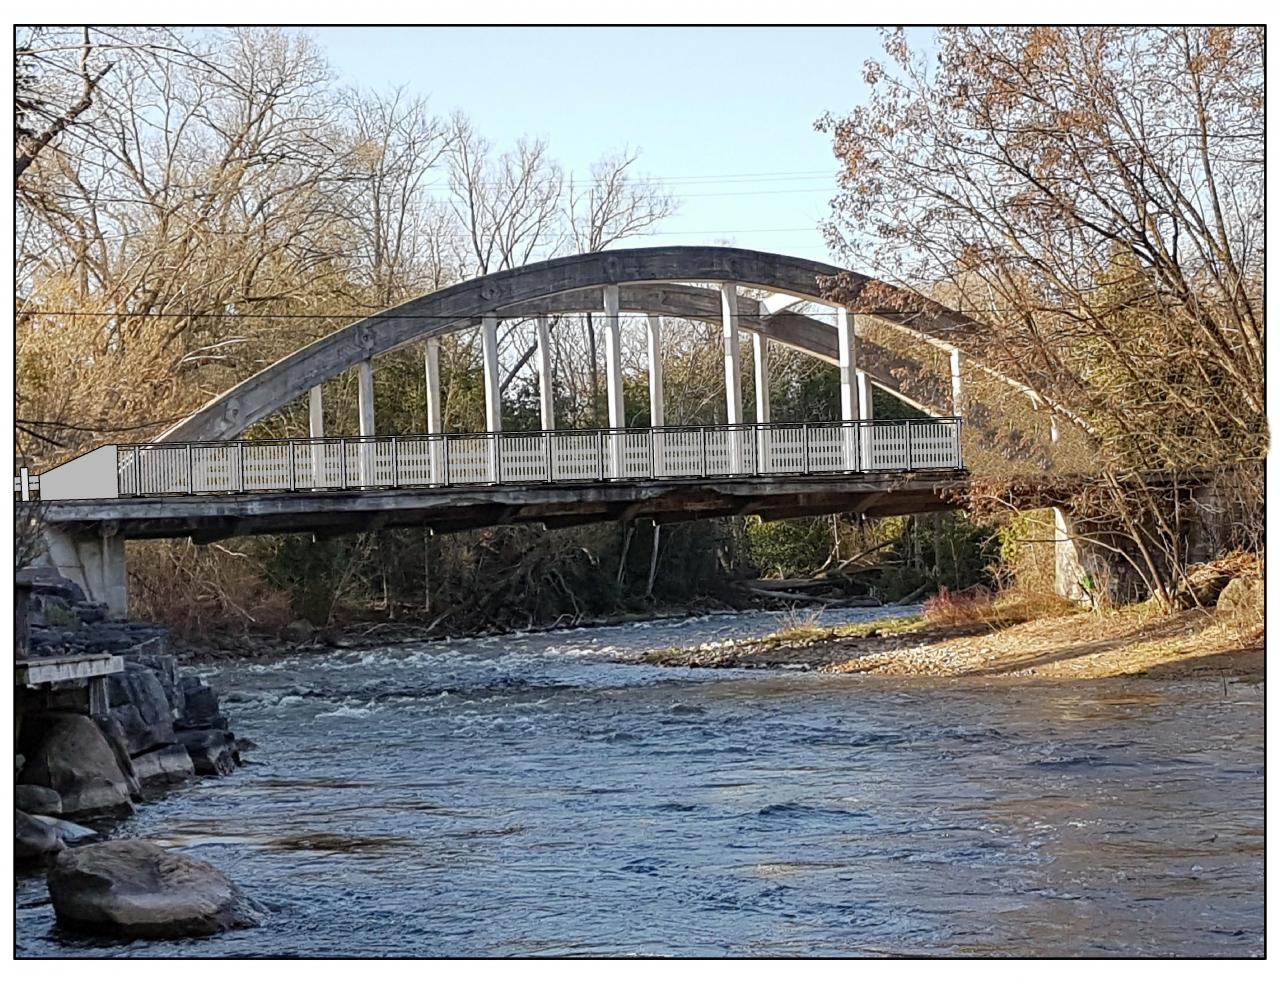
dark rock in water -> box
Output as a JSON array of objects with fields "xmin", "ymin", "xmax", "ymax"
[
  {"xmin": 32, "ymin": 815, "xmax": 98, "ymax": 843},
  {"xmin": 107, "ymin": 664, "xmax": 176, "ymax": 754},
  {"xmin": 132, "ymin": 743, "xmax": 195, "ymax": 786},
  {"xmin": 176, "ymin": 729, "xmax": 238, "ymax": 776},
  {"xmin": 16, "ymin": 810, "xmax": 65, "ymax": 863},
  {"xmin": 93, "ymin": 715, "xmax": 143, "ymax": 800},
  {"xmin": 178, "ymin": 675, "xmax": 224, "ymax": 729},
  {"xmin": 47, "ymin": 840, "xmax": 258, "ymax": 939},
  {"xmin": 234, "ymin": 736, "xmax": 259, "ymax": 754},
  {"xmin": 19, "ymin": 714, "xmax": 135, "ymax": 819},
  {"xmin": 15, "ymin": 783, "xmax": 63, "ymax": 817}
]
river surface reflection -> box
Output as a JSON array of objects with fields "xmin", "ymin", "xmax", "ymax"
[{"xmin": 16, "ymin": 607, "xmax": 1264, "ymax": 957}]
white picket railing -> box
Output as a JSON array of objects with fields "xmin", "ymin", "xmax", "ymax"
[{"xmin": 31, "ymin": 419, "xmax": 963, "ymax": 500}]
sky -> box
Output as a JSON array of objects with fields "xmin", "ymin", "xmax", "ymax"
[{"xmin": 306, "ymin": 26, "xmax": 915, "ymax": 263}]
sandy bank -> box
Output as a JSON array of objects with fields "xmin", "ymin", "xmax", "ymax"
[{"xmin": 640, "ymin": 606, "xmax": 1263, "ymax": 682}]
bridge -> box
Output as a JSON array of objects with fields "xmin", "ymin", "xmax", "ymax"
[{"xmin": 21, "ymin": 246, "xmax": 1078, "ymax": 615}]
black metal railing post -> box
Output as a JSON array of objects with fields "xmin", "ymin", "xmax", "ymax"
[
  {"xmin": 288, "ymin": 441, "xmax": 296, "ymax": 492},
  {"xmin": 391, "ymin": 436, "xmax": 400, "ymax": 488},
  {"xmin": 801, "ymin": 423, "xmax": 810, "ymax": 475}
]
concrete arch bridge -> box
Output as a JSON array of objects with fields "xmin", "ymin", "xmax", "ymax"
[{"xmin": 23, "ymin": 247, "xmax": 1078, "ymax": 614}]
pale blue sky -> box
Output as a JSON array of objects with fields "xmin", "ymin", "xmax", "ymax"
[{"xmin": 307, "ymin": 26, "xmax": 921, "ymax": 263}]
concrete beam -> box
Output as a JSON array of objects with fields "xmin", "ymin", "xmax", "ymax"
[{"xmin": 41, "ymin": 473, "xmax": 968, "ymax": 543}]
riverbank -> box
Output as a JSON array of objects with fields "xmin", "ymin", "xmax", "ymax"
[{"xmin": 639, "ymin": 602, "xmax": 1264, "ymax": 682}]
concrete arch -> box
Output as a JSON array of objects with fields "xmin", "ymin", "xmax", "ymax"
[{"xmin": 158, "ymin": 246, "xmax": 1076, "ymax": 442}]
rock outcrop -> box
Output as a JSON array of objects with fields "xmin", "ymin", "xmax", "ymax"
[
  {"xmin": 47, "ymin": 840, "xmax": 258, "ymax": 939},
  {"xmin": 108, "ymin": 663, "xmax": 177, "ymax": 754}
]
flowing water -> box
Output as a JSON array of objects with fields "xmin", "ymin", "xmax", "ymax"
[{"xmin": 16, "ymin": 606, "xmax": 1264, "ymax": 957}]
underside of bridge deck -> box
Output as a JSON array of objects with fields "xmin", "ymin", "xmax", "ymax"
[{"xmin": 42, "ymin": 472, "xmax": 968, "ymax": 543}]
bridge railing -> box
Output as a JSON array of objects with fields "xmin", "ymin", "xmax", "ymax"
[{"xmin": 37, "ymin": 419, "xmax": 962, "ymax": 500}]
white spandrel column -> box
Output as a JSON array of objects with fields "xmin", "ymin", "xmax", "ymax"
[
  {"xmin": 356, "ymin": 358, "xmax": 375, "ymax": 485},
  {"xmin": 856, "ymin": 369, "xmax": 874, "ymax": 470},
  {"xmin": 602, "ymin": 286, "xmax": 625, "ymax": 478},
  {"xmin": 646, "ymin": 315, "xmax": 664, "ymax": 428},
  {"xmin": 836, "ymin": 306, "xmax": 858, "ymax": 470},
  {"xmin": 752, "ymin": 332, "xmax": 770, "ymax": 473},
  {"xmin": 535, "ymin": 315, "xmax": 555, "ymax": 432},
  {"xmin": 721, "ymin": 283, "xmax": 744, "ymax": 472},
  {"xmin": 481, "ymin": 314, "xmax": 501, "ymax": 481},
  {"xmin": 308, "ymin": 385, "xmax": 324, "ymax": 487},
  {"xmin": 425, "ymin": 337, "xmax": 443, "ymax": 483},
  {"xmin": 950, "ymin": 347, "xmax": 963, "ymax": 417},
  {"xmin": 647, "ymin": 314, "xmax": 665, "ymax": 478}
]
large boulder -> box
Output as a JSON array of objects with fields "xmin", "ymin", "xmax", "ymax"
[
  {"xmin": 1218, "ymin": 576, "xmax": 1264, "ymax": 617},
  {"xmin": 15, "ymin": 783, "xmax": 63, "ymax": 816},
  {"xmin": 47, "ymin": 840, "xmax": 258, "ymax": 939},
  {"xmin": 16, "ymin": 810, "xmax": 65, "ymax": 863},
  {"xmin": 131, "ymin": 743, "xmax": 195, "ymax": 786},
  {"xmin": 175, "ymin": 729, "xmax": 238, "ymax": 776},
  {"xmin": 93, "ymin": 715, "xmax": 143, "ymax": 800},
  {"xmin": 19, "ymin": 714, "xmax": 135, "ymax": 819},
  {"xmin": 107, "ymin": 664, "xmax": 176, "ymax": 754}
]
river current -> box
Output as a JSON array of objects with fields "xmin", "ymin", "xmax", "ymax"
[{"xmin": 16, "ymin": 606, "xmax": 1264, "ymax": 957}]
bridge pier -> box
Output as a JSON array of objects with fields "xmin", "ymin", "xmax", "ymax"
[{"xmin": 41, "ymin": 527, "xmax": 129, "ymax": 617}]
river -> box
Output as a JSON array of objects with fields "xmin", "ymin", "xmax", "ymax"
[{"xmin": 16, "ymin": 606, "xmax": 1264, "ymax": 957}]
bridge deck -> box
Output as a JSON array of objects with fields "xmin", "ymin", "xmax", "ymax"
[{"xmin": 40, "ymin": 471, "xmax": 968, "ymax": 542}]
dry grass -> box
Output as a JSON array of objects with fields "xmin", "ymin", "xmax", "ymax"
[
  {"xmin": 129, "ymin": 539, "xmax": 295, "ymax": 639},
  {"xmin": 921, "ymin": 584, "xmax": 1079, "ymax": 630}
]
